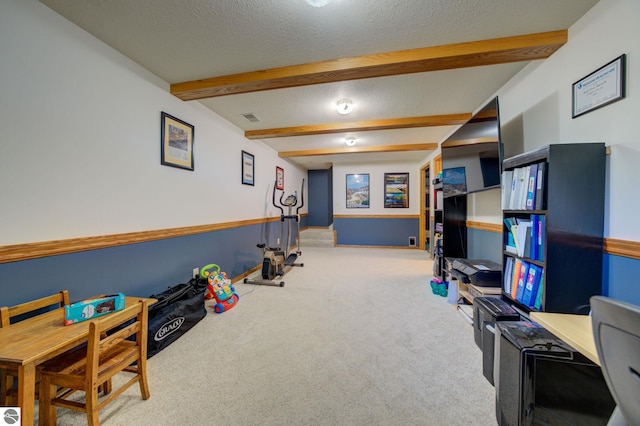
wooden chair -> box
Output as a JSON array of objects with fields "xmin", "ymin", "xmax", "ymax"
[
  {"xmin": 38, "ymin": 299, "xmax": 150, "ymax": 426},
  {"xmin": 0, "ymin": 290, "xmax": 70, "ymax": 406}
]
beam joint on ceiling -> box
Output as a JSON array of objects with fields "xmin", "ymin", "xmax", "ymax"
[
  {"xmin": 170, "ymin": 30, "xmax": 568, "ymax": 101},
  {"xmin": 245, "ymin": 113, "xmax": 471, "ymax": 139},
  {"xmin": 278, "ymin": 143, "xmax": 439, "ymax": 158}
]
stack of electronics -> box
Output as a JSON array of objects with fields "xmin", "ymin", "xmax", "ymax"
[
  {"xmin": 473, "ymin": 297, "xmax": 520, "ymax": 386},
  {"xmin": 472, "ymin": 299, "xmax": 617, "ymax": 425},
  {"xmin": 445, "ymin": 257, "xmax": 616, "ymax": 424},
  {"xmin": 494, "ymin": 321, "xmax": 616, "ymax": 425}
]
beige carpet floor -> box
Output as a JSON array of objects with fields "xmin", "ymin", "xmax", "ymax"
[{"xmin": 41, "ymin": 247, "xmax": 497, "ymax": 425}]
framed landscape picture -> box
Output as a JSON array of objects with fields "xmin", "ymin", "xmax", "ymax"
[
  {"xmin": 160, "ymin": 112, "xmax": 194, "ymax": 171},
  {"xmin": 384, "ymin": 172, "xmax": 409, "ymax": 208},
  {"xmin": 346, "ymin": 174, "xmax": 370, "ymax": 208},
  {"xmin": 442, "ymin": 167, "xmax": 467, "ymax": 197}
]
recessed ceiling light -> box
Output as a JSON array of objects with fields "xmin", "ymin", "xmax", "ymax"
[
  {"xmin": 336, "ymin": 99, "xmax": 353, "ymax": 115},
  {"xmin": 345, "ymin": 136, "xmax": 357, "ymax": 146},
  {"xmin": 305, "ymin": 0, "xmax": 332, "ymax": 7}
]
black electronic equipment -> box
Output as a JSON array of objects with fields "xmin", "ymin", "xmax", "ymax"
[
  {"xmin": 473, "ymin": 297, "xmax": 520, "ymax": 386},
  {"xmin": 441, "ymin": 97, "xmax": 503, "ymax": 198},
  {"xmin": 495, "ymin": 321, "xmax": 615, "ymax": 425},
  {"xmin": 447, "ymin": 258, "xmax": 501, "ymax": 287}
]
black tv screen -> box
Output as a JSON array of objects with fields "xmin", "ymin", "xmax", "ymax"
[{"xmin": 442, "ymin": 97, "xmax": 503, "ymax": 197}]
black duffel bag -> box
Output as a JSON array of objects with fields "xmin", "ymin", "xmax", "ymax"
[{"xmin": 147, "ymin": 277, "xmax": 207, "ymax": 358}]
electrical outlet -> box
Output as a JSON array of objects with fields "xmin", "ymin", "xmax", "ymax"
[
  {"xmin": 276, "ymin": 238, "xmax": 280, "ymax": 245},
  {"xmin": 192, "ymin": 267, "xmax": 199, "ymax": 278}
]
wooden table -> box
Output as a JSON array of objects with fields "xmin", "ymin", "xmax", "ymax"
[
  {"xmin": 0, "ymin": 296, "xmax": 155, "ymax": 425},
  {"xmin": 530, "ymin": 311, "xmax": 600, "ymax": 366}
]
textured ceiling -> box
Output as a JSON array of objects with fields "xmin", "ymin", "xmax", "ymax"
[{"xmin": 39, "ymin": 0, "xmax": 600, "ymax": 169}]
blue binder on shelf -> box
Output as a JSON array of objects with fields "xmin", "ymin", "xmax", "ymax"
[
  {"xmin": 515, "ymin": 261, "xmax": 530, "ymax": 303},
  {"xmin": 537, "ymin": 215, "xmax": 545, "ymax": 262},
  {"xmin": 530, "ymin": 214, "xmax": 539, "ymax": 260},
  {"xmin": 522, "ymin": 264, "xmax": 543, "ymax": 307}
]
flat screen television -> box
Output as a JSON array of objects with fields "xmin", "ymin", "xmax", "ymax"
[{"xmin": 442, "ymin": 96, "xmax": 503, "ymax": 198}]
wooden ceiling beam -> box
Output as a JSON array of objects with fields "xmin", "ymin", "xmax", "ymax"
[
  {"xmin": 278, "ymin": 143, "xmax": 439, "ymax": 158},
  {"xmin": 245, "ymin": 113, "xmax": 471, "ymax": 139},
  {"xmin": 171, "ymin": 30, "xmax": 567, "ymax": 101}
]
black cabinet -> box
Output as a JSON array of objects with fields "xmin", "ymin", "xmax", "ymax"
[{"xmin": 501, "ymin": 143, "xmax": 605, "ymax": 314}]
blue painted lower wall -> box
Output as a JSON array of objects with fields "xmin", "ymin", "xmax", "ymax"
[
  {"xmin": 0, "ymin": 217, "xmax": 305, "ymax": 307},
  {"xmin": 2, "ymin": 219, "xmax": 639, "ymax": 309},
  {"xmin": 604, "ymin": 253, "xmax": 640, "ymax": 306},
  {"xmin": 334, "ymin": 217, "xmax": 419, "ymax": 247}
]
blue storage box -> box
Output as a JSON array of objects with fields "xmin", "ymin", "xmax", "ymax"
[{"xmin": 64, "ymin": 293, "xmax": 125, "ymax": 326}]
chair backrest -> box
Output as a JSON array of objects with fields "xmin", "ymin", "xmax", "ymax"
[
  {"xmin": 0, "ymin": 290, "xmax": 70, "ymax": 327},
  {"xmin": 86, "ymin": 299, "xmax": 149, "ymax": 383},
  {"xmin": 590, "ymin": 295, "xmax": 640, "ymax": 424}
]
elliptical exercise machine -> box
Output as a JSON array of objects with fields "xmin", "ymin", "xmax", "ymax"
[{"xmin": 244, "ymin": 179, "xmax": 305, "ymax": 287}]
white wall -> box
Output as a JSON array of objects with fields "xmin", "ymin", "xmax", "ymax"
[
  {"xmin": 0, "ymin": 0, "xmax": 306, "ymax": 246},
  {"xmin": 333, "ymin": 161, "xmax": 422, "ymax": 215},
  {"xmin": 3, "ymin": 0, "xmax": 637, "ymax": 245},
  {"xmin": 496, "ymin": 0, "xmax": 639, "ymax": 240}
]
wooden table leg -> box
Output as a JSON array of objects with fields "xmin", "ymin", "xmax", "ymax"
[{"xmin": 17, "ymin": 363, "xmax": 36, "ymax": 426}]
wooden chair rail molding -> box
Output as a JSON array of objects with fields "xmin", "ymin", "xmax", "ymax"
[
  {"xmin": 604, "ymin": 238, "xmax": 640, "ymax": 260},
  {"xmin": 466, "ymin": 221, "xmax": 502, "ymax": 234},
  {"xmin": 0, "ymin": 218, "xmax": 638, "ymax": 263},
  {"xmin": 0, "ymin": 216, "xmax": 289, "ymax": 264},
  {"xmin": 334, "ymin": 214, "xmax": 420, "ymax": 220}
]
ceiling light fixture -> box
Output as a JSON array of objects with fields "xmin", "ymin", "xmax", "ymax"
[
  {"xmin": 336, "ymin": 99, "xmax": 353, "ymax": 115},
  {"xmin": 305, "ymin": 0, "xmax": 332, "ymax": 7},
  {"xmin": 345, "ymin": 136, "xmax": 357, "ymax": 146}
]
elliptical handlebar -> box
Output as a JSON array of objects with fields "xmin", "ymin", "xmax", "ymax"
[
  {"xmin": 273, "ymin": 180, "xmax": 284, "ymax": 217},
  {"xmin": 296, "ymin": 178, "xmax": 305, "ymax": 215},
  {"xmin": 274, "ymin": 178, "xmax": 305, "ymax": 214}
]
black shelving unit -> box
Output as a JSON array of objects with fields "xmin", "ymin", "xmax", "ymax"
[{"xmin": 501, "ymin": 143, "xmax": 605, "ymax": 314}]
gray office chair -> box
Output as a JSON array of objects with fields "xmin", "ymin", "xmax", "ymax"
[{"xmin": 591, "ymin": 295, "xmax": 640, "ymax": 426}]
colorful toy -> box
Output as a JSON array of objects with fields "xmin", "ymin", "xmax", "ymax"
[
  {"xmin": 430, "ymin": 278, "xmax": 448, "ymax": 297},
  {"xmin": 200, "ymin": 263, "xmax": 239, "ymax": 313}
]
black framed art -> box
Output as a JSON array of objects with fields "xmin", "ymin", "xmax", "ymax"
[
  {"xmin": 572, "ymin": 54, "xmax": 626, "ymax": 118},
  {"xmin": 242, "ymin": 151, "xmax": 255, "ymax": 186},
  {"xmin": 346, "ymin": 174, "xmax": 370, "ymax": 208},
  {"xmin": 161, "ymin": 112, "xmax": 194, "ymax": 171},
  {"xmin": 384, "ymin": 172, "xmax": 409, "ymax": 208}
]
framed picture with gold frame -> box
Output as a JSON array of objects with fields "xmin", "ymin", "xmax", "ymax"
[{"xmin": 161, "ymin": 112, "xmax": 194, "ymax": 171}]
